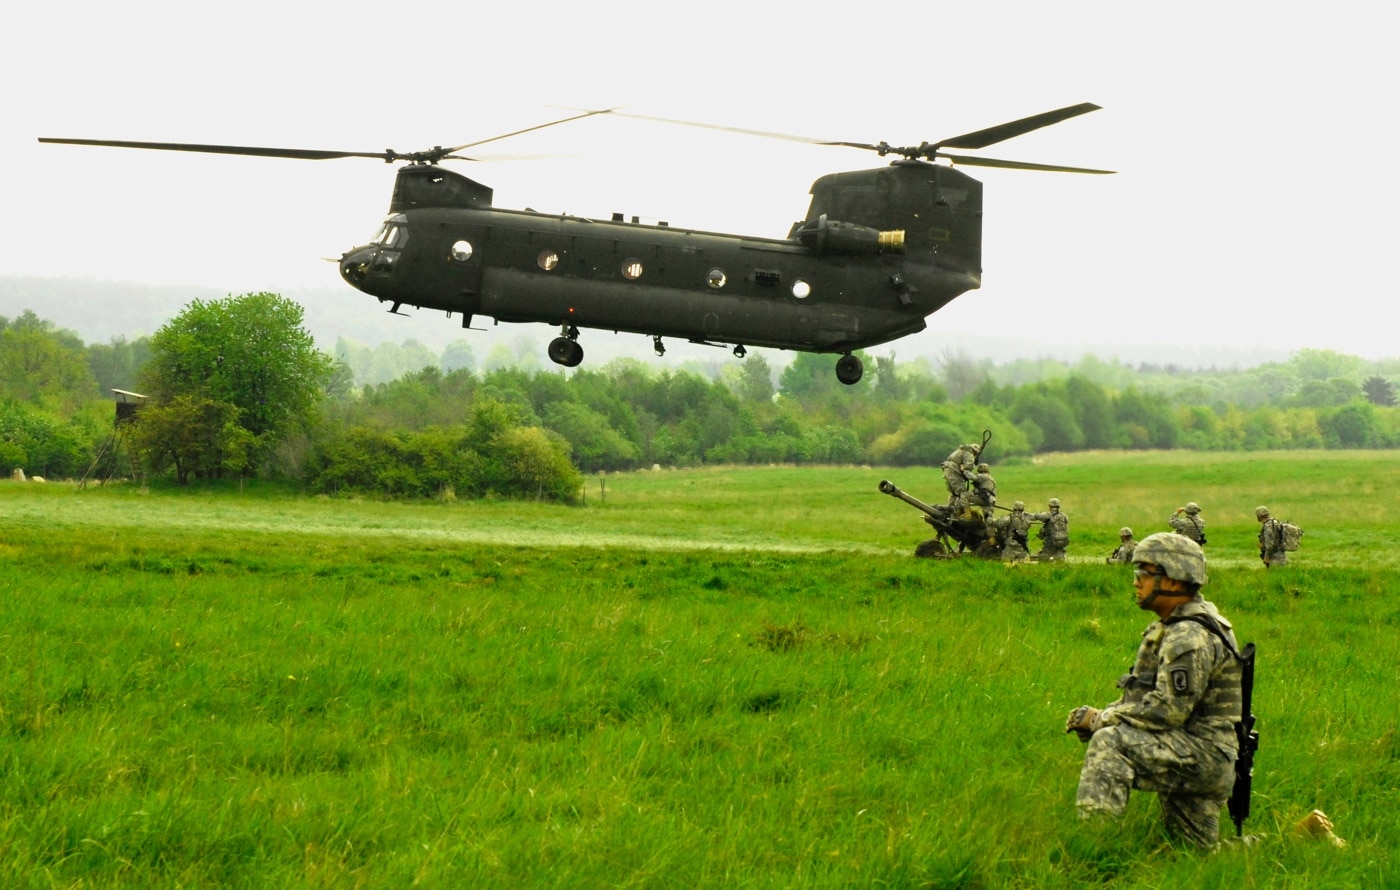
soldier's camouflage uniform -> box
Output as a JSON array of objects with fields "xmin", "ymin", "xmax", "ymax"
[
  {"xmin": 1107, "ymin": 539, "xmax": 1137, "ymax": 564},
  {"xmin": 1259, "ymin": 519, "xmax": 1288, "ymax": 566},
  {"xmin": 970, "ymin": 470, "xmax": 997, "ymax": 511},
  {"xmin": 941, "ymin": 445, "xmax": 980, "ymax": 505},
  {"xmin": 1000, "ymin": 510, "xmax": 1035, "ymax": 562},
  {"xmin": 1030, "ymin": 509, "xmax": 1070, "ymax": 562},
  {"xmin": 1076, "ymin": 598, "xmax": 1242, "ymax": 848},
  {"xmin": 1168, "ymin": 511, "xmax": 1207, "ymax": 546}
]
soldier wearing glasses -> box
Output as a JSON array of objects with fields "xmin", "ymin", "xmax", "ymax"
[{"xmin": 1064, "ymin": 533, "xmax": 1243, "ymax": 848}]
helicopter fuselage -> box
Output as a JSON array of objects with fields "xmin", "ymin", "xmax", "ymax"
[
  {"xmin": 339, "ymin": 161, "xmax": 984, "ymax": 378},
  {"xmin": 41, "ymin": 102, "xmax": 1105, "ymax": 384}
]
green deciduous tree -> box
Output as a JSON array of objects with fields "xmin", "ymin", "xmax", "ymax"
[
  {"xmin": 542, "ymin": 401, "xmax": 640, "ymax": 472},
  {"xmin": 87, "ymin": 335, "xmax": 152, "ymax": 396},
  {"xmin": 0, "ymin": 311, "xmax": 98, "ymax": 410},
  {"xmin": 128, "ymin": 394, "xmax": 254, "ymax": 484},
  {"xmin": 140, "ymin": 293, "xmax": 334, "ymax": 479}
]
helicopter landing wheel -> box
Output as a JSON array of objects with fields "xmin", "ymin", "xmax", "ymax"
[
  {"xmin": 835, "ymin": 353, "xmax": 864, "ymax": 385},
  {"xmin": 653, "ymin": 335, "xmax": 666, "ymax": 357},
  {"xmin": 733, "ymin": 344, "xmax": 747, "ymax": 358},
  {"xmin": 548, "ymin": 336, "xmax": 584, "ymax": 368}
]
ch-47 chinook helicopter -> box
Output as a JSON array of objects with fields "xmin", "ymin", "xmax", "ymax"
[{"xmin": 40, "ymin": 103, "xmax": 1111, "ymax": 384}]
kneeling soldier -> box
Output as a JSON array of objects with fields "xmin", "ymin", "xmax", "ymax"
[{"xmin": 1065, "ymin": 533, "xmax": 1243, "ymax": 849}]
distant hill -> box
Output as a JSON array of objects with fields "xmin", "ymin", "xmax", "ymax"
[{"xmin": 1, "ymin": 275, "xmax": 1293, "ymax": 371}]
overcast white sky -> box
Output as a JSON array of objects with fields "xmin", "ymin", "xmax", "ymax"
[{"xmin": 7, "ymin": 1, "xmax": 1398, "ymax": 362}]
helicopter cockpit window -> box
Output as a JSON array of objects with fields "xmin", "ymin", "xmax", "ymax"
[
  {"xmin": 450, "ymin": 240, "xmax": 474, "ymax": 262},
  {"xmin": 707, "ymin": 269, "xmax": 727, "ymax": 289},
  {"xmin": 622, "ymin": 259, "xmax": 643, "ymax": 280},
  {"xmin": 791, "ymin": 280, "xmax": 812, "ymax": 299},
  {"xmin": 537, "ymin": 250, "xmax": 560, "ymax": 271},
  {"xmin": 371, "ymin": 222, "xmax": 408, "ymax": 248}
]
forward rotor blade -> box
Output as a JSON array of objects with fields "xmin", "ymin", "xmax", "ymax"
[
  {"xmin": 40, "ymin": 111, "xmax": 610, "ymax": 165},
  {"xmin": 935, "ymin": 102, "xmax": 1102, "ymax": 150},
  {"xmin": 938, "ymin": 152, "xmax": 1115, "ymax": 174},
  {"xmin": 38, "ymin": 138, "xmax": 392, "ymax": 161},
  {"xmin": 440, "ymin": 108, "xmax": 616, "ymax": 154}
]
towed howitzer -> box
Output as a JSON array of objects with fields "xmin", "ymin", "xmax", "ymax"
[{"xmin": 879, "ymin": 479, "xmax": 999, "ymax": 559}]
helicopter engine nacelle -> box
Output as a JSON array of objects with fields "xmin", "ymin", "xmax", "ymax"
[{"xmin": 795, "ymin": 214, "xmax": 904, "ymax": 256}]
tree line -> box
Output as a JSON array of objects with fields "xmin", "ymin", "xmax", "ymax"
[{"xmin": 3, "ymin": 297, "xmax": 1398, "ymax": 501}]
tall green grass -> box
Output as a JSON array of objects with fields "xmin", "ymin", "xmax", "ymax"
[{"xmin": 2, "ymin": 452, "xmax": 1397, "ymax": 886}]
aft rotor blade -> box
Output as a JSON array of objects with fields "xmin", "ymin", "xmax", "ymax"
[
  {"xmin": 595, "ymin": 105, "xmax": 1109, "ymax": 169},
  {"xmin": 38, "ymin": 138, "xmax": 392, "ymax": 161},
  {"xmin": 939, "ymin": 152, "xmax": 1114, "ymax": 174},
  {"xmin": 935, "ymin": 103, "xmax": 1102, "ymax": 150},
  {"xmin": 594, "ymin": 109, "xmax": 833, "ymax": 146}
]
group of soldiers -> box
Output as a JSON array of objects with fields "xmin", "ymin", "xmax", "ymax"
[
  {"xmin": 936, "ymin": 440, "xmax": 1293, "ymax": 569},
  {"xmin": 1106, "ymin": 502, "xmax": 1293, "ymax": 567},
  {"xmin": 937, "ymin": 440, "xmax": 1070, "ymax": 563}
]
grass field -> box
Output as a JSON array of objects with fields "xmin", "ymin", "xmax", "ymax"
[{"xmin": 2, "ymin": 452, "xmax": 1397, "ymax": 887}]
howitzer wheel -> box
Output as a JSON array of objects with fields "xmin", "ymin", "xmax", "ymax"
[{"xmin": 914, "ymin": 538, "xmax": 949, "ymax": 559}]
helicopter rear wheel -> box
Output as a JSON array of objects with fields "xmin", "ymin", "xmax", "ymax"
[
  {"xmin": 548, "ymin": 336, "xmax": 584, "ymax": 368},
  {"xmin": 835, "ymin": 353, "xmax": 864, "ymax": 385}
]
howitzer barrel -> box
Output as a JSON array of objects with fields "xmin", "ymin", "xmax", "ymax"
[{"xmin": 878, "ymin": 480, "xmax": 941, "ymax": 518}]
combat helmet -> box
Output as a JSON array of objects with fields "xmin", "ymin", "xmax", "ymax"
[
  {"xmin": 1185, "ymin": 502, "xmax": 1201, "ymax": 514},
  {"xmin": 1255, "ymin": 506, "xmax": 1271, "ymax": 520},
  {"xmin": 1133, "ymin": 532, "xmax": 1207, "ymax": 587},
  {"xmin": 1013, "ymin": 500, "xmax": 1025, "ymax": 511},
  {"xmin": 977, "ymin": 463, "xmax": 991, "ymax": 473},
  {"xmin": 1048, "ymin": 498, "xmax": 1061, "ymax": 509},
  {"xmin": 1119, "ymin": 527, "xmax": 1133, "ymax": 538}
]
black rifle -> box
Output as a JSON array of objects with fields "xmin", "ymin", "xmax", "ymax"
[{"xmin": 1230, "ymin": 642, "xmax": 1258, "ymax": 837}]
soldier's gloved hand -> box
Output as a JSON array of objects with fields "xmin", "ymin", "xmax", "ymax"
[{"xmin": 1065, "ymin": 705, "xmax": 1101, "ymax": 742}]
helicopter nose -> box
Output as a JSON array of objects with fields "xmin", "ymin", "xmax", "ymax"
[{"xmin": 340, "ymin": 245, "xmax": 374, "ymax": 287}]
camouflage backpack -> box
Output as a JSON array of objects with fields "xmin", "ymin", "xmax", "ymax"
[{"xmin": 1278, "ymin": 519, "xmax": 1303, "ymax": 551}]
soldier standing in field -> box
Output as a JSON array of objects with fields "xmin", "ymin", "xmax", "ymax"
[
  {"xmin": 1030, "ymin": 498, "xmax": 1070, "ymax": 562},
  {"xmin": 1256, "ymin": 506, "xmax": 1288, "ymax": 567},
  {"xmin": 941, "ymin": 441, "xmax": 982, "ymax": 508},
  {"xmin": 1107, "ymin": 527, "xmax": 1137, "ymax": 564},
  {"xmin": 1064, "ymin": 533, "xmax": 1243, "ymax": 849},
  {"xmin": 1169, "ymin": 502, "xmax": 1208, "ymax": 547}
]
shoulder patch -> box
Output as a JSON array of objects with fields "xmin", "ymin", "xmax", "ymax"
[{"xmin": 1170, "ymin": 668, "xmax": 1191, "ymax": 694}]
